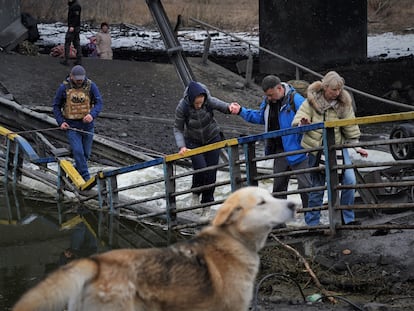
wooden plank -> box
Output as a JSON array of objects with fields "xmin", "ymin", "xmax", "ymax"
[
  {"xmin": 59, "ymin": 159, "xmax": 85, "ymax": 188},
  {"xmin": 165, "ymin": 138, "xmax": 239, "ymax": 162},
  {"xmin": 80, "ymin": 176, "xmax": 97, "ymax": 191},
  {"xmin": 60, "ymin": 215, "xmax": 83, "ymax": 230},
  {"xmin": 0, "ymin": 125, "xmax": 18, "ymax": 140},
  {"xmin": 0, "ymin": 126, "xmax": 40, "ymax": 161},
  {"xmin": 325, "ymin": 112, "xmax": 414, "ymax": 127}
]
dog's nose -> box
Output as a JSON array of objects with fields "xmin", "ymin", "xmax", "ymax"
[{"xmin": 287, "ymin": 202, "xmax": 296, "ymax": 211}]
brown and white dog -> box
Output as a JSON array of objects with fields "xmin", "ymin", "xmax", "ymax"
[{"xmin": 13, "ymin": 186, "xmax": 296, "ymax": 311}]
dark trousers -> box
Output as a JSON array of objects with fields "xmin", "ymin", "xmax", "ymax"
[
  {"xmin": 187, "ymin": 134, "xmax": 221, "ymax": 203},
  {"xmin": 64, "ymin": 28, "xmax": 81, "ymax": 61},
  {"xmin": 273, "ymin": 155, "xmax": 311, "ymax": 208}
]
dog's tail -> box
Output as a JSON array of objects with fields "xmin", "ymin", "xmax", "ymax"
[{"xmin": 13, "ymin": 258, "xmax": 98, "ymax": 311}]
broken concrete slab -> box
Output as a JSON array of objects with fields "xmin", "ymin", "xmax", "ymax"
[{"xmin": 0, "ymin": 18, "xmax": 28, "ymax": 52}]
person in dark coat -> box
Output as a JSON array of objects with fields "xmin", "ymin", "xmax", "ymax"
[
  {"xmin": 60, "ymin": 0, "xmax": 82, "ymax": 66},
  {"xmin": 173, "ymin": 81, "xmax": 239, "ymax": 218}
]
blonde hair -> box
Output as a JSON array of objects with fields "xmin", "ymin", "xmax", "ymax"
[{"xmin": 321, "ymin": 71, "xmax": 345, "ymax": 89}]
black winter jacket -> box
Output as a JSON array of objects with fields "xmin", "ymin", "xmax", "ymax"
[
  {"xmin": 67, "ymin": 1, "xmax": 81, "ymax": 29},
  {"xmin": 173, "ymin": 82, "xmax": 231, "ymax": 149}
]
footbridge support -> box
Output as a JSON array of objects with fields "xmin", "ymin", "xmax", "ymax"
[{"xmin": 146, "ymin": 0, "xmax": 195, "ymax": 87}]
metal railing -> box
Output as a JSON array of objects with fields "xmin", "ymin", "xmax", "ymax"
[{"xmin": 2, "ymin": 111, "xmax": 414, "ymax": 238}]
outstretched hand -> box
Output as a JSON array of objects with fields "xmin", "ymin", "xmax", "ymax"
[{"xmin": 229, "ymin": 102, "xmax": 241, "ymax": 114}]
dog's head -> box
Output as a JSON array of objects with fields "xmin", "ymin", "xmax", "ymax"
[{"xmin": 212, "ymin": 187, "xmax": 296, "ymax": 250}]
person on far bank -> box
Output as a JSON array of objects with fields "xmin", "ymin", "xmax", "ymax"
[
  {"xmin": 292, "ymin": 71, "xmax": 368, "ymax": 226},
  {"xmin": 96, "ymin": 22, "xmax": 113, "ymax": 60},
  {"xmin": 173, "ymin": 81, "xmax": 239, "ymax": 219},
  {"xmin": 60, "ymin": 0, "xmax": 82, "ymax": 66},
  {"xmin": 230, "ymin": 75, "xmax": 312, "ymax": 210},
  {"xmin": 53, "ymin": 65, "xmax": 103, "ymax": 181}
]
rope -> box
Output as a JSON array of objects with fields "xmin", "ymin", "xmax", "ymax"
[
  {"xmin": 6, "ymin": 126, "xmax": 61, "ymax": 136},
  {"xmin": 4, "ymin": 125, "xmax": 166, "ymax": 157},
  {"xmin": 65, "ymin": 127, "xmax": 167, "ymax": 157}
]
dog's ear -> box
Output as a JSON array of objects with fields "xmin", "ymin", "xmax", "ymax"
[{"xmin": 212, "ymin": 204, "xmax": 243, "ymax": 226}]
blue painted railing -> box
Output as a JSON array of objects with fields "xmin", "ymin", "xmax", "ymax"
[{"xmin": 2, "ymin": 111, "xmax": 414, "ymax": 235}]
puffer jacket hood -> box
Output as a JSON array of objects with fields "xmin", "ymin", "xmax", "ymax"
[
  {"xmin": 174, "ymin": 82, "xmax": 231, "ymax": 149},
  {"xmin": 187, "ymin": 81, "xmax": 207, "ymax": 106}
]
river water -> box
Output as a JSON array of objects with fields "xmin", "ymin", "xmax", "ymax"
[
  {"xmin": 0, "ymin": 144, "xmax": 294, "ymax": 308},
  {"xmin": 0, "ymin": 177, "xmax": 193, "ymax": 309},
  {"xmin": 0, "ymin": 157, "xmax": 258, "ymax": 309}
]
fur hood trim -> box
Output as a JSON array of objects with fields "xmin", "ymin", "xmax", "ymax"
[{"xmin": 307, "ymin": 81, "xmax": 353, "ymax": 118}]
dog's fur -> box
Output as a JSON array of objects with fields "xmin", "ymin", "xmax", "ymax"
[{"xmin": 13, "ymin": 186, "xmax": 295, "ymax": 311}]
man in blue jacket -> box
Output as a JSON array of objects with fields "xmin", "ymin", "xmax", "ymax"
[
  {"xmin": 231, "ymin": 75, "xmax": 311, "ymax": 209},
  {"xmin": 53, "ymin": 65, "xmax": 103, "ymax": 181}
]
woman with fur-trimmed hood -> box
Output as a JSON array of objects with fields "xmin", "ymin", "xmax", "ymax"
[{"xmin": 292, "ymin": 71, "xmax": 368, "ymax": 226}]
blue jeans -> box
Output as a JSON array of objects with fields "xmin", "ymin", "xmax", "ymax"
[
  {"xmin": 187, "ymin": 134, "xmax": 221, "ymax": 203},
  {"xmin": 306, "ymin": 148, "xmax": 356, "ymax": 226},
  {"xmin": 67, "ymin": 127, "xmax": 94, "ymax": 180}
]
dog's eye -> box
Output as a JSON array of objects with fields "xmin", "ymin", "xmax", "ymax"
[{"xmin": 257, "ymin": 199, "xmax": 266, "ymax": 205}]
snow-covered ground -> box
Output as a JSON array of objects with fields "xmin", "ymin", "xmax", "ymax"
[{"xmin": 37, "ymin": 23, "xmax": 414, "ymax": 60}]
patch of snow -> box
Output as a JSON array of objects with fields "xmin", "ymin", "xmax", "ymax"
[{"xmin": 36, "ymin": 23, "xmax": 414, "ymax": 59}]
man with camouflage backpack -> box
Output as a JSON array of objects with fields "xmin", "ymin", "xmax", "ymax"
[{"xmin": 231, "ymin": 75, "xmax": 311, "ymax": 210}]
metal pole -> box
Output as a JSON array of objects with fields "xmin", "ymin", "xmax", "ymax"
[
  {"xmin": 12, "ymin": 142, "xmax": 20, "ymax": 186},
  {"xmin": 324, "ymin": 128, "xmax": 340, "ymax": 235},
  {"xmin": 106, "ymin": 177, "xmax": 114, "ymax": 214},
  {"xmin": 228, "ymin": 144, "xmax": 242, "ymax": 191},
  {"xmin": 202, "ymin": 32, "xmax": 211, "ymax": 65},
  {"xmin": 244, "ymin": 142, "xmax": 258, "ymax": 186},
  {"xmin": 4, "ymin": 139, "xmax": 11, "ymax": 184},
  {"xmin": 245, "ymin": 46, "xmax": 253, "ymax": 87},
  {"xmin": 163, "ymin": 160, "xmax": 177, "ymax": 233}
]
